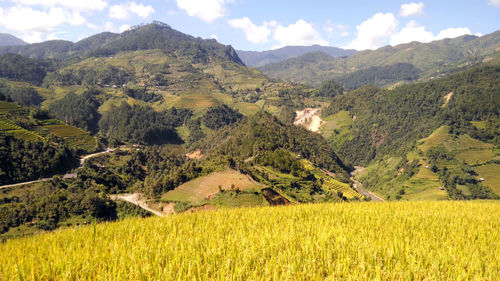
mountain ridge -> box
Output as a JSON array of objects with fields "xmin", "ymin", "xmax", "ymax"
[{"xmin": 237, "ymin": 45, "xmax": 355, "ymax": 67}]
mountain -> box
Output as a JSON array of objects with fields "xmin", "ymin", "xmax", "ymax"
[
  {"xmin": 319, "ymin": 62, "xmax": 500, "ymax": 200},
  {"xmin": 237, "ymin": 45, "xmax": 355, "ymax": 67},
  {"xmin": 0, "ymin": 33, "xmax": 27, "ymax": 47},
  {"xmin": 260, "ymin": 31, "xmax": 500, "ymax": 87},
  {"xmin": 0, "ymin": 22, "xmax": 243, "ymax": 65}
]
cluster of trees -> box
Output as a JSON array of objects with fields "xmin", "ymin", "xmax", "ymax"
[
  {"xmin": 0, "ymin": 53, "xmax": 51, "ymax": 85},
  {"xmin": 0, "ymin": 134, "xmax": 78, "ymax": 185},
  {"xmin": 315, "ymin": 80, "xmax": 344, "ymax": 97},
  {"xmin": 98, "ymin": 102, "xmax": 191, "ymax": 145},
  {"xmin": 202, "ymin": 104, "xmax": 243, "ymax": 130},
  {"xmin": 255, "ymin": 149, "xmax": 302, "ymax": 174},
  {"xmin": 124, "ymin": 87, "xmax": 163, "ymax": 103},
  {"xmin": 48, "ymin": 90, "xmax": 101, "ymax": 133},
  {"xmin": 0, "ymin": 81, "xmax": 43, "ymax": 106}
]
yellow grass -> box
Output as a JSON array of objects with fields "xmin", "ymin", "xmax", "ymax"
[
  {"xmin": 162, "ymin": 169, "xmax": 262, "ymax": 202},
  {"xmin": 0, "ymin": 201, "xmax": 498, "ymax": 280}
]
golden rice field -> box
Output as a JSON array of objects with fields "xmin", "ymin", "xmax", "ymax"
[{"xmin": 0, "ymin": 201, "xmax": 498, "ymax": 280}]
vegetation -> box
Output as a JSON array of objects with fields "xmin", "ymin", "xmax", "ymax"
[
  {"xmin": 260, "ymin": 31, "xmax": 500, "ymax": 86},
  {"xmin": 323, "ymin": 64, "xmax": 499, "ymax": 165},
  {"xmin": 48, "ymin": 90, "xmax": 101, "ymax": 133},
  {"xmin": 202, "ymin": 104, "xmax": 243, "ymax": 130},
  {"xmin": 336, "ymin": 63, "xmax": 420, "ymax": 90},
  {"xmin": 0, "ymin": 201, "xmax": 498, "ymax": 280},
  {"xmin": 0, "ymin": 133, "xmax": 77, "ymax": 185},
  {"xmin": 98, "ymin": 103, "xmax": 190, "ymax": 145},
  {"xmin": 0, "ymin": 53, "xmax": 50, "ymax": 85}
]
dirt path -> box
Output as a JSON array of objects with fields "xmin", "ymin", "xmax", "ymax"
[
  {"xmin": 110, "ymin": 193, "xmax": 166, "ymax": 217},
  {"xmin": 351, "ymin": 167, "xmax": 385, "ymax": 202},
  {"xmin": 0, "ymin": 178, "xmax": 52, "ymax": 190},
  {"xmin": 80, "ymin": 148, "xmax": 114, "ymax": 167}
]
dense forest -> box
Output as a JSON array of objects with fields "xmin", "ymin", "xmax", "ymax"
[
  {"xmin": 98, "ymin": 103, "xmax": 191, "ymax": 145},
  {"xmin": 0, "ymin": 53, "xmax": 51, "ymax": 85},
  {"xmin": 323, "ymin": 64, "xmax": 500, "ymax": 164},
  {"xmin": 0, "ymin": 134, "xmax": 78, "ymax": 185},
  {"xmin": 48, "ymin": 90, "xmax": 101, "ymax": 133}
]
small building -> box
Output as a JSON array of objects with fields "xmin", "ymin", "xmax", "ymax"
[{"xmin": 479, "ymin": 178, "xmax": 485, "ymax": 181}]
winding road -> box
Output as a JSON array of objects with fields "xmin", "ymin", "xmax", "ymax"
[{"xmin": 351, "ymin": 167, "xmax": 385, "ymax": 202}]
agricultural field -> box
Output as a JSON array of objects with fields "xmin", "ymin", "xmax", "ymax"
[
  {"xmin": 475, "ymin": 164, "xmax": 500, "ymax": 196},
  {"xmin": 0, "ymin": 201, "xmax": 498, "ymax": 280},
  {"xmin": 162, "ymin": 169, "xmax": 262, "ymax": 203}
]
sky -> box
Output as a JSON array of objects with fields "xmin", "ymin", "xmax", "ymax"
[{"xmin": 0, "ymin": 0, "xmax": 499, "ymax": 51}]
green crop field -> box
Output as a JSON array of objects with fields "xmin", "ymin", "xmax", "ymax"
[{"xmin": 0, "ymin": 201, "xmax": 498, "ymax": 280}]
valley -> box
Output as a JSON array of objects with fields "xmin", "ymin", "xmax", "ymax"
[{"xmin": 0, "ymin": 13, "xmax": 498, "ymax": 280}]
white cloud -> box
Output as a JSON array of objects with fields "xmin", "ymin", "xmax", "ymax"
[
  {"xmin": 344, "ymin": 13, "xmax": 398, "ymax": 50},
  {"xmin": 0, "ymin": 6, "xmax": 68, "ymax": 33},
  {"xmin": 119, "ymin": 24, "xmax": 131, "ymax": 33},
  {"xmin": 400, "ymin": 2, "xmax": 424, "ymax": 17},
  {"xmin": 273, "ymin": 19, "xmax": 329, "ymax": 47},
  {"xmin": 435, "ymin": 27, "xmax": 471, "ymax": 40},
  {"xmin": 211, "ymin": 34, "xmax": 218, "ymax": 40},
  {"xmin": 176, "ymin": 0, "xmax": 230, "ymax": 22},
  {"xmin": 323, "ymin": 20, "xmax": 349, "ymax": 37},
  {"xmin": 228, "ymin": 17, "xmax": 273, "ymax": 43},
  {"xmin": 390, "ymin": 22, "xmax": 472, "ymax": 46},
  {"xmin": 390, "ymin": 21, "xmax": 434, "ymax": 45},
  {"xmin": 489, "ymin": 0, "xmax": 500, "ymax": 7},
  {"xmin": 109, "ymin": 2, "xmax": 154, "ymax": 19},
  {"xmin": 11, "ymin": 0, "xmax": 108, "ymax": 12}
]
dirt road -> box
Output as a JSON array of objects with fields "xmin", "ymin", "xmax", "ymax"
[
  {"xmin": 351, "ymin": 167, "xmax": 385, "ymax": 202},
  {"xmin": 110, "ymin": 193, "xmax": 166, "ymax": 217}
]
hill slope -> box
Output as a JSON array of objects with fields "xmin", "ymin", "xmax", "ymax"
[
  {"xmin": 320, "ymin": 63, "xmax": 500, "ymax": 200},
  {"xmin": 0, "ymin": 33, "xmax": 27, "ymax": 47},
  {"xmin": 260, "ymin": 31, "xmax": 500, "ymax": 86},
  {"xmin": 237, "ymin": 45, "xmax": 355, "ymax": 67}
]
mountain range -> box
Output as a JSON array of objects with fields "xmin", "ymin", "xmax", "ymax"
[
  {"xmin": 259, "ymin": 31, "xmax": 500, "ymax": 87},
  {"xmin": 236, "ymin": 45, "xmax": 355, "ymax": 67},
  {"xmin": 0, "ymin": 21, "xmax": 499, "ymax": 239}
]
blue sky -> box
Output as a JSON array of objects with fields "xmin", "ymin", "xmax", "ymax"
[{"xmin": 0, "ymin": 0, "xmax": 499, "ymax": 51}]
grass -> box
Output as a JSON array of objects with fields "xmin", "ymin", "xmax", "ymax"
[
  {"xmin": 417, "ymin": 125, "xmax": 450, "ymax": 153},
  {"xmin": 320, "ymin": 110, "xmax": 352, "ymax": 138},
  {"xmin": 474, "ymin": 164, "xmax": 500, "ymax": 196},
  {"xmin": 0, "ymin": 201, "xmax": 498, "ymax": 280},
  {"xmin": 162, "ymin": 169, "xmax": 262, "ymax": 203},
  {"xmin": 455, "ymin": 149, "xmax": 496, "ymax": 165}
]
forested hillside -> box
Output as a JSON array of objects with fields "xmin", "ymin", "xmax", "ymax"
[{"xmin": 320, "ymin": 63, "xmax": 499, "ymax": 200}]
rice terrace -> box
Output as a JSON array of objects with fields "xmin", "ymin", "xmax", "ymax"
[{"xmin": 0, "ymin": 0, "xmax": 499, "ymax": 280}]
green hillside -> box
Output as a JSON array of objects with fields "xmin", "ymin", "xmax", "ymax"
[
  {"xmin": 260, "ymin": 31, "xmax": 500, "ymax": 87},
  {"xmin": 320, "ymin": 63, "xmax": 499, "ymax": 200}
]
